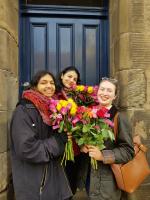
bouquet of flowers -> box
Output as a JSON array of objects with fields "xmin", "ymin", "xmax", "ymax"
[
  {"xmin": 72, "ymin": 106, "xmax": 115, "ymax": 169},
  {"xmin": 49, "ymin": 98, "xmax": 115, "ymax": 169},
  {"xmin": 67, "ymin": 85, "xmax": 99, "ymax": 106},
  {"xmin": 49, "ymin": 98, "xmax": 79, "ymax": 165}
]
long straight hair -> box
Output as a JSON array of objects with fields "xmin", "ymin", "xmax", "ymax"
[{"xmin": 57, "ymin": 66, "xmax": 81, "ymax": 91}]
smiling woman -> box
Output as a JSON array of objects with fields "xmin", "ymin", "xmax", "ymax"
[
  {"xmin": 10, "ymin": 70, "xmax": 72, "ymax": 200},
  {"xmin": 81, "ymin": 77, "xmax": 134, "ymax": 200},
  {"xmin": 97, "ymin": 78, "xmax": 118, "ymax": 108},
  {"xmin": 56, "ymin": 66, "xmax": 90, "ymax": 195},
  {"xmin": 35, "ymin": 74, "xmax": 56, "ymax": 98}
]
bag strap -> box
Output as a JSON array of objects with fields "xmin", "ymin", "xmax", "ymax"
[{"xmin": 139, "ymin": 144, "xmax": 147, "ymax": 153}]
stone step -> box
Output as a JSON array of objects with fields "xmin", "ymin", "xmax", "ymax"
[{"xmin": 73, "ymin": 190, "xmax": 89, "ymax": 200}]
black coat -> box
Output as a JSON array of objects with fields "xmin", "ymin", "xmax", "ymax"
[{"xmin": 10, "ymin": 99, "xmax": 72, "ymax": 200}]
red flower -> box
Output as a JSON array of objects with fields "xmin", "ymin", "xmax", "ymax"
[
  {"xmin": 96, "ymin": 107, "xmax": 109, "ymax": 118},
  {"xmin": 77, "ymin": 106, "xmax": 86, "ymax": 113},
  {"xmin": 78, "ymin": 93, "xmax": 86, "ymax": 101}
]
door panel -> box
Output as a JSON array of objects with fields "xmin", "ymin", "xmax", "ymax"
[
  {"xmin": 32, "ymin": 24, "xmax": 47, "ymax": 73},
  {"xmin": 58, "ymin": 24, "xmax": 74, "ymax": 71},
  {"xmin": 21, "ymin": 13, "xmax": 108, "ymax": 88},
  {"xmin": 84, "ymin": 25, "xmax": 99, "ymax": 85}
]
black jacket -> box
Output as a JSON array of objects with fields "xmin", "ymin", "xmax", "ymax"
[
  {"xmin": 10, "ymin": 99, "xmax": 72, "ymax": 200},
  {"xmin": 89, "ymin": 106, "xmax": 135, "ymax": 200}
]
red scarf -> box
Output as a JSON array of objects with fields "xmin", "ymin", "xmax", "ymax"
[{"xmin": 22, "ymin": 89, "xmax": 51, "ymax": 125}]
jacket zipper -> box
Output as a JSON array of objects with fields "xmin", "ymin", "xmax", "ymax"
[{"xmin": 40, "ymin": 164, "xmax": 48, "ymax": 198}]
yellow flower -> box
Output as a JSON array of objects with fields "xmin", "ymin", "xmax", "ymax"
[
  {"xmin": 59, "ymin": 100, "xmax": 65, "ymax": 104},
  {"xmin": 72, "ymin": 103, "xmax": 77, "ymax": 109},
  {"xmin": 70, "ymin": 107, "xmax": 77, "ymax": 115},
  {"xmin": 76, "ymin": 85, "xmax": 80, "ymax": 91},
  {"xmin": 67, "ymin": 98, "xmax": 77, "ymax": 107},
  {"xmin": 67, "ymin": 98, "xmax": 74, "ymax": 103},
  {"xmin": 60, "ymin": 100, "xmax": 68, "ymax": 107},
  {"xmin": 87, "ymin": 86, "xmax": 93, "ymax": 94},
  {"xmin": 80, "ymin": 85, "xmax": 85, "ymax": 91},
  {"xmin": 56, "ymin": 103, "xmax": 62, "ymax": 111},
  {"xmin": 76, "ymin": 85, "xmax": 85, "ymax": 92}
]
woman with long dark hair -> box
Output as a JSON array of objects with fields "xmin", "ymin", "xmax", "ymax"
[
  {"xmin": 10, "ymin": 70, "xmax": 72, "ymax": 200},
  {"xmin": 56, "ymin": 66, "xmax": 89, "ymax": 196}
]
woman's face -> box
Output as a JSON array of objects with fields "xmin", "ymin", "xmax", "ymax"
[
  {"xmin": 97, "ymin": 80, "xmax": 116, "ymax": 108},
  {"xmin": 36, "ymin": 74, "xmax": 55, "ymax": 98},
  {"xmin": 61, "ymin": 70, "xmax": 78, "ymax": 89}
]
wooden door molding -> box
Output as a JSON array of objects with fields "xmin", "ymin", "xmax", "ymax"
[{"xmin": 20, "ymin": 5, "xmax": 108, "ymax": 18}]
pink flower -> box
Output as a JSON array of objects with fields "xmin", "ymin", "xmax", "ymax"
[
  {"xmin": 52, "ymin": 125, "xmax": 60, "ymax": 129},
  {"xmin": 66, "ymin": 103, "xmax": 72, "ymax": 110},
  {"xmin": 49, "ymin": 104, "xmax": 57, "ymax": 112},
  {"xmin": 60, "ymin": 107, "xmax": 68, "ymax": 115},
  {"xmin": 84, "ymin": 86, "xmax": 88, "ymax": 92},
  {"xmin": 104, "ymin": 119, "xmax": 114, "ymax": 128},
  {"xmin": 104, "ymin": 112, "xmax": 110, "ymax": 118},
  {"xmin": 72, "ymin": 117, "xmax": 80, "ymax": 125},
  {"xmin": 91, "ymin": 108, "xmax": 98, "ymax": 118},
  {"xmin": 70, "ymin": 83, "xmax": 77, "ymax": 90},
  {"xmin": 49, "ymin": 99, "xmax": 58, "ymax": 112}
]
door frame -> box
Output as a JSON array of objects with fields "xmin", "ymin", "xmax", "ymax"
[{"xmin": 20, "ymin": 4, "xmax": 108, "ymax": 17}]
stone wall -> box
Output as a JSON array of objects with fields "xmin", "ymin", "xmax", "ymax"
[
  {"xmin": 109, "ymin": 0, "xmax": 150, "ymax": 199},
  {"xmin": 0, "ymin": 0, "xmax": 18, "ymax": 199}
]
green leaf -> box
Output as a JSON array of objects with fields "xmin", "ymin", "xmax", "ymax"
[
  {"xmin": 71, "ymin": 126, "xmax": 80, "ymax": 132},
  {"xmin": 101, "ymin": 129, "xmax": 109, "ymax": 138},
  {"xmin": 90, "ymin": 131, "xmax": 97, "ymax": 137},
  {"xmin": 95, "ymin": 134, "xmax": 103, "ymax": 141},
  {"xmin": 77, "ymin": 138, "xmax": 85, "ymax": 146},
  {"xmin": 99, "ymin": 144, "xmax": 106, "ymax": 150},
  {"xmin": 59, "ymin": 121, "xmax": 64, "ymax": 133},
  {"xmin": 108, "ymin": 130, "xmax": 115, "ymax": 141},
  {"xmin": 82, "ymin": 124, "xmax": 91, "ymax": 133},
  {"xmin": 65, "ymin": 121, "xmax": 71, "ymax": 131}
]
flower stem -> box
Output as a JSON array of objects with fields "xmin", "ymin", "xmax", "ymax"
[
  {"xmin": 91, "ymin": 158, "xmax": 98, "ymax": 170},
  {"xmin": 61, "ymin": 140, "xmax": 74, "ymax": 166}
]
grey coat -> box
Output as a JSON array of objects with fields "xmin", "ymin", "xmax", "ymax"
[
  {"xmin": 89, "ymin": 109, "xmax": 135, "ymax": 200},
  {"xmin": 10, "ymin": 99, "xmax": 72, "ymax": 200}
]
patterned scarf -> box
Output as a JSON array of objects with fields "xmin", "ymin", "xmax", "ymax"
[{"xmin": 22, "ymin": 89, "xmax": 51, "ymax": 125}]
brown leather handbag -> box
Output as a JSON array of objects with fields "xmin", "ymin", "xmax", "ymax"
[{"xmin": 111, "ymin": 113, "xmax": 150, "ymax": 193}]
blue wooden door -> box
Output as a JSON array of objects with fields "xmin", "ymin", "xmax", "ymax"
[{"xmin": 20, "ymin": 6, "xmax": 108, "ymax": 89}]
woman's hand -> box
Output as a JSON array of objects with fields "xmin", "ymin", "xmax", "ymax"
[
  {"xmin": 80, "ymin": 145, "xmax": 89, "ymax": 153},
  {"xmin": 133, "ymin": 135, "xmax": 141, "ymax": 146},
  {"xmin": 133, "ymin": 135, "xmax": 142, "ymax": 154},
  {"xmin": 87, "ymin": 145, "xmax": 104, "ymax": 161},
  {"xmin": 67, "ymin": 132, "xmax": 72, "ymax": 141}
]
